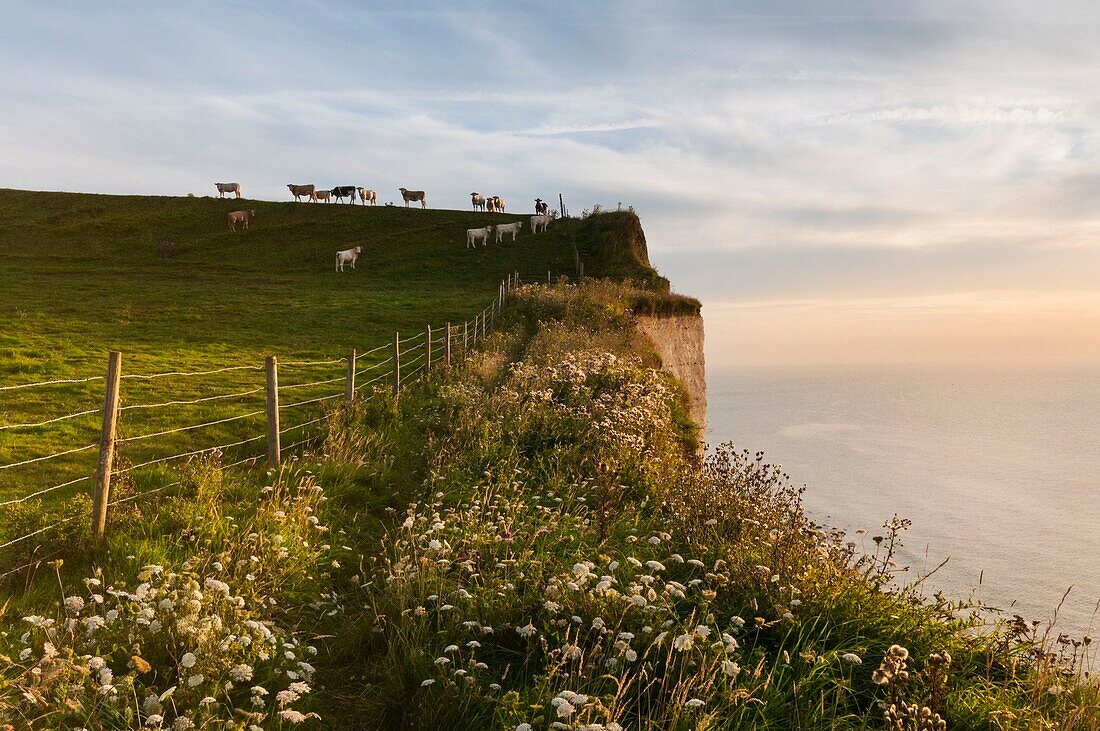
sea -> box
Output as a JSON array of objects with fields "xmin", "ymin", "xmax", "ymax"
[{"xmin": 706, "ymin": 363, "xmax": 1100, "ymax": 655}]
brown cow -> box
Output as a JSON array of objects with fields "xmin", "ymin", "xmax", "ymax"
[
  {"xmin": 399, "ymin": 187, "xmax": 427, "ymax": 208},
  {"xmin": 287, "ymin": 184, "xmax": 317, "ymax": 202},
  {"xmin": 357, "ymin": 188, "xmax": 377, "ymax": 205},
  {"xmin": 215, "ymin": 182, "xmax": 241, "ymax": 199},
  {"xmin": 227, "ymin": 210, "xmax": 255, "ymax": 231},
  {"xmin": 314, "ymin": 189, "xmax": 332, "ymax": 203}
]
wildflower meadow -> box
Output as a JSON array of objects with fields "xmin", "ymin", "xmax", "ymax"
[{"xmin": 1, "ymin": 279, "xmax": 1096, "ymax": 729}]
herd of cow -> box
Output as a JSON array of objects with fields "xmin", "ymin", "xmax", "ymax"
[
  {"xmin": 215, "ymin": 182, "xmax": 552, "ymax": 214},
  {"xmin": 214, "ymin": 182, "xmax": 558, "ymax": 267}
]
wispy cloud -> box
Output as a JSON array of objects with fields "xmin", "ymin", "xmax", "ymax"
[{"xmin": 2, "ymin": 1, "xmax": 1100, "ymax": 364}]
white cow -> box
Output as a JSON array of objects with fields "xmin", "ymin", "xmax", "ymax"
[
  {"xmin": 470, "ymin": 192, "xmax": 486, "ymax": 211},
  {"xmin": 335, "ymin": 246, "xmax": 363, "ymax": 272},
  {"xmin": 494, "ymin": 220, "xmax": 523, "ymax": 243},
  {"xmin": 530, "ymin": 214, "xmax": 549, "ymax": 234},
  {"xmin": 466, "ymin": 226, "xmax": 492, "ymax": 248}
]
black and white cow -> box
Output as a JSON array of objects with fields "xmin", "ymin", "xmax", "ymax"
[{"xmin": 331, "ymin": 186, "xmax": 357, "ymax": 204}]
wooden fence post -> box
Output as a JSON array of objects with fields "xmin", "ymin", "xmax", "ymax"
[
  {"xmin": 265, "ymin": 356, "xmax": 280, "ymax": 468},
  {"xmin": 345, "ymin": 348, "xmax": 356, "ymax": 405},
  {"xmin": 91, "ymin": 350, "xmax": 122, "ymax": 539},
  {"xmin": 463, "ymin": 320, "xmax": 469, "ymax": 353},
  {"xmin": 548, "ymin": 270, "xmax": 551, "ymax": 285},
  {"xmin": 446, "ymin": 322, "xmax": 452, "ymax": 366},
  {"xmin": 392, "ymin": 332, "xmax": 400, "ymax": 396},
  {"xmin": 425, "ymin": 324, "xmax": 433, "ymax": 375}
]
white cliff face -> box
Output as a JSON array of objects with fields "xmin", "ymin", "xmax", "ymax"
[{"xmin": 635, "ymin": 313, "xmax": 707, "ymax": 437}]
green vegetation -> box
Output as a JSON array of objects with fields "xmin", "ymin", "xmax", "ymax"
[
  {"xmin": 1, "ymin": 194, "xmax": 1094, "ymax": 729},
  {"xmin": 0, "ymin": 189, "xmax": 684, "ymax": 516}
]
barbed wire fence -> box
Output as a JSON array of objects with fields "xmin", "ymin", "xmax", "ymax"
[{"xmin": 0, "ymin": 271, "xmax": 565, "ymax": 579}]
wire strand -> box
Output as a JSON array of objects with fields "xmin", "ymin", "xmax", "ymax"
[
  {"xmin": 107, "ymin": 481, "xmax": 179, "ymax": 507},
  {"xmin": 356, "ymin": 371, "xmax": 392, "ymax": 389},
  {"xmin": 278, "ymin": 376, "xmax": 344, "ymax": 391},
  {"xmin": 355, "ymin": 356, "xmax": 393, "ymax": 375},
  {"xmin": 121, "ymin": 364, "xmax": 262, "ymax": 380},
  {"xmin": 118, "ymin": 434, "xmax": 266, "ymax": 473},
  {"xmin": 355, "ymin": 342, "xmax": 390, "ymax": 359},
  {"xmin": 0, "ymin": 375, "xmax": 101, "ymax": 392},
  {"xmin": 0, "ymin": 517, "xmax": 77, "ymax": 551},
  {"xmin": 279, "ymin": 415, "xmax": 327, "ymax": 435},
  {"xmin": 279, "ymin": 357, "xmax": 345, "ymax": 367},
  {"xmin": 0, "ymin": 549, "xmax": 66, "ymax": 581},
  {"xmin": 120, "ymin": 387, "xmax": 264, "ymax": 412},
  {"xmin": 281, "ymin": 393, "xmax": 342, "ymax": 410},
  {"xmin": 0, "ymin": 475, "xmax": 91, "ymax": 508},
  {"xmin": 0, "ymin": 442, "xmax": 99, "ymax": 472},
  {"xmin": 0, "ymin": 408, "xmax": 101, "ymax": 433},
  {"xmin": 122, "ymin": 410, "xmax": 266, "ymax": 443}
]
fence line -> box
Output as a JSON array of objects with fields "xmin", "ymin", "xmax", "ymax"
[{"xmin": 0, "ymin": 272, "xmax": 529, "ymax": 572}]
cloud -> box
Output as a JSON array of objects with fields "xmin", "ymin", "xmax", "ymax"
[{"xmin": 2, "ymin": 2, "xmax": 1100, "ymax": 365}]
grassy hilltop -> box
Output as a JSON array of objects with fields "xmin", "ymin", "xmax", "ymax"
[
  {"xmin": 0, "ymin": 190, "xmax": 681, "ymax": 505},
  {"xmin": 1, "ymin": 193, "xmax": 1095, "ymax": 730}
]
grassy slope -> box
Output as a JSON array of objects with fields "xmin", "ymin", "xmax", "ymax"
[
  {"xmin": 1, "ymin": 201, "xmax": 1097, "ymax": 729},
  {"xmin": 0, "ymin": 189, "xmax": 639, "ymax": 502}
]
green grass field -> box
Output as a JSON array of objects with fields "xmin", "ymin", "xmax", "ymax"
[{"xmin": 0, "ymin": 188, "xmax": 584, "ymax": 505}]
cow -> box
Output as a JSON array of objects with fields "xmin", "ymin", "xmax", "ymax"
[
  {"xmin": 287, "ymin": 184, "xmax": 317, "ymax": 202},
  {"xmin": 530, "ymin": 214, "xmax": 549, "ymax": 234},
  {"xmin": 491, "ymin": 196, "xmax": 506, "ymax": 213},
  {"xmin": 357, "ymin": 187, "xmax": 377, "ymax": 205},
  {"xmin": 215, "ymin": 182, "xmax": 241, "ymax": 199},
  {"xmin": 485, "ymin": 197, "xmax": 497, "ymax": 213},
  {"xmin": 227, "ymin": 209, "xmax": 255, "ymax": 231},
  {"xmin": 470, "ymin": 192, "xmax": 486, "ymax": 211},
  {"xmin": 336, "ymin": 246, "xmax": 363, "ymax": 272},
  {"xmin": 535, "ymin": 198, "xmax": 549, "ymax": 216},
  {"xmin": 399, "ymin": 188, "xmax": 427, "ymax": 208},
  {"xmin": 332, "ymin": 186, "xmax": 357, "ymax": 204},
  {"xmin": 494, "ymin": 220, "xmax": 523, "ymax": 243},
  {"xmin": 315, "ymin": 189, "xmax": 332, "ymax": 203},
  {"xmin": 466, "ymin": 226, "xmax": 492, "ymax": 248}
]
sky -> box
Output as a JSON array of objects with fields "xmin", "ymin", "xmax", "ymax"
[{"xmin": 3, "ymin": 1, "xmax": 1100, "ymax": 366}]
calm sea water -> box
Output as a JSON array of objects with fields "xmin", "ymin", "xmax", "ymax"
[{"xmin": 706, "ymin": 363, "xmax": 1100, "ymax": 648}]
